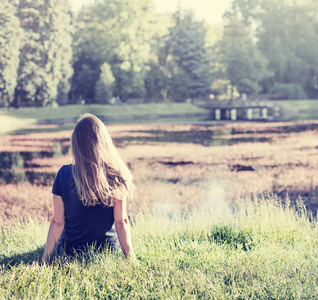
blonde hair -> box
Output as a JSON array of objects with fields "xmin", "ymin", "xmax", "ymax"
[{"xmin": 71, "ymin": 113, "xmax": 134, "ymax": 206}]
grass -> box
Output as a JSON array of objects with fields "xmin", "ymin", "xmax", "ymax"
[
  {"xmin": 10, "ymin": 116, "xmax": 210, "ymax": 135},
  {"xmin": 0, "ymin": 103, "xmax": 209, "ymax": 121},
  {"xmin": 288, "ymin": 112, "xmax": 318, "ymax": 121},
  {"xmin": 283, "ymin": 99, "xmax": 318, "ymax": 121},
  {"xmin": 0, "ymin": 103, "xmax": 210, "ymax": 134},
  {"xmin": 2, "ymin": 100, "xmax": 318, "ymax": 134},
  {"xmin": 284, "ymin": 99, "xmax": 318, "ymax": 111},
  {"xmin": 1, "ymin": 194, "xmax": 318, "ymax": 299}
]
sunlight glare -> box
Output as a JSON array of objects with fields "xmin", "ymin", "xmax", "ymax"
[{"xmin": 70, "ymin": 0, "xmax": 232, "ymax": 24}]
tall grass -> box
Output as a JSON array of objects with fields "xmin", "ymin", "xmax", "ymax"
[{"xmin": 1, "ymin": 194, "xmax": 318, "ymax": 299}]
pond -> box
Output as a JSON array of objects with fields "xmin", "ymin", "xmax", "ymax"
[
  {"xmin": 2, "ymin": 121, "xmax": 318, "ymax": 186},
  {"xmin": 113, "ymin": 122, "xmax": 318, "ymax": 146},
  {"xmin": 0, "ymin": 140, "xmax": 70, "ymax": 185}
]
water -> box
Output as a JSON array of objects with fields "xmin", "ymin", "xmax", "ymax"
[
  {"xmin": 114, "ymin": 122, "xmax": 318, "ymax": 146},
  {"xmin": 0, "ymin": 141, "xmax": 69, "ymax": 185},
  {"xmin": 114, "ymin": 128, "xmax": 271, "ymax": 147},
  {"xmin": 2, "ymin": 122, "xmax": 317, "ymax": 185}
]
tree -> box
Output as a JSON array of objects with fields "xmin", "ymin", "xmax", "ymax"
[
  {"xmin": 143, "ymin": 14, "xmax": 172, "ymax": 101},
  {"xmin": 71, "ymin": 0, "xmax": 156, "ymax": 102},
  {"xmin": 15, "ymin": 0, "xmax": 73, "ymax": 107},
  {"xmin": 225, "ymin": 0, "xmax": 318, "ymax": 98},
  {"xmin": 94, "ymin": 63, "xmax": 115, "ymax": 103},
  {"xmin": 217, "ymin": 16, "xmax": 269, "ymax": 96},
  {"xmin": 48, "ymin": 0, "xmax": 73, "ymax": 105},
  {"xmin": 257, "ymin": 0, "xmax": 318, "ymax": 97},
  {"xmin": 0, "ymin": 0, "xmax": 22, "ymax": 107},
  {"xmin": 165, "ymin": 12, "xmax": 213, "ymax": 102},
  {"xmin": 70, "ymin": 6, "xmax": 100, "ymax": 103},
  {"xmin": 14, "ymin": 0, "xmax": 44, "ymax": 107}
]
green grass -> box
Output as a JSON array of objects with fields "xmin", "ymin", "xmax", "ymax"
[
  {"xmin": 284, "ymin": 99, "xmax": 318, "ymax": 111},
  {"xmin": 0, "ymin": 103, "xmax": 210, "ymax": 134},
  {"xmin": 0, "ymin": 103, "xmax": 209, "ymax": 121},
  {"xmin": 283, "ymin": 99, "xmax": 318, "ymax": 120},
  {"xmin": 1, "ymin": 194, "xmax": 318, "ymax": 299},
  {"xmin": 287, "ymin": 112, "xmax": 318, "ymax": 121}
]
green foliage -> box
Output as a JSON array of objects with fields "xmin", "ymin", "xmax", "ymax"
[
  {"xmin": 71, "ymin": 63, "xmax": 99, "ymax": 103},
  {"xmin": 167, "ymin": 65, "xmax": 190, "ymax": 102},
  {"xmin": 51, "ymin": 0, "xmax": 73, "ymax": 106},
  {"xmin": 228, "ymin": 0, "xmax": 318, "ymax": 98},
  {"xmin": 269, "ymin": 83, "xmax": 308, "ymax": 100},
  {"xmin": 94, "ymin": 63, "xmax": 115, "ymax": 104},
  {"xmin": 2, "ymin": 0, "xmax": 318, "ymax": 107},
  {"xmin": 0, "ymin": 0, "xmax": 22, "ymax": 107},
  {"xmin": 217, "ymin": 16, "xmax": 270, "ymax": 96},
  {"xmin": 258, "ymin": 1, "xmax": 318, "ymax": 97},
  {"xmin": 165, "ymin": 12, "xmax": 213, "ymax": 102},
  {"xmin": 1, "ymin": 195, "xmax": 318, "ymax": 298},
  {"xmin": 111, "ymin": 64, "xmax": 146, "ymax": 100},
  {"xmin": 143, "ymin": 14, "xmax": 172, "ymax": 101},
  {"xmin": 14, "ymin": 0, "xmax": 73, "ymax": 107},
  {"xmin": 71, "ymin": 0, "xmax": 156, "ymax": 102}
]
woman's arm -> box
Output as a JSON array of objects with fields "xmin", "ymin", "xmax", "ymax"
[
  {"xmin": 114, "ymin": 196, "xmax": 136, "ymax": 261},
  {"xmin": 41, "ymin": 194, "xmax": 65, "ymax": 263}
]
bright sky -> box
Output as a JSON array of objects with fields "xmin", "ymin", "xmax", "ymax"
[
  {"xmin": 154, "ymin": 0, "xmax": 232, "ymax": 24},
  {"xmin": 70, "ymin": 0, "xmax": 232, "ymax": 24}
]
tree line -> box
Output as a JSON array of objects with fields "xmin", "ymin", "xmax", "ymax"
[{"xmin": 0, "ymin": 0, "xmax": 317, "ymax": 108}]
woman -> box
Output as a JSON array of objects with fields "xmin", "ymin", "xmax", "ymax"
[{"xmin": 41, "ymin": 114, "xmax": 135, "ymax": 262}]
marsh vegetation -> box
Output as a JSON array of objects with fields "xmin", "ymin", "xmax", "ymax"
[{"xmin": 1, "ymin": 120, "xmax": 317, "ymax": 220}]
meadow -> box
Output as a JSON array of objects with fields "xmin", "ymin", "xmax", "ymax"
[
  {"xmin": 1, "ymin": 104, "xmax": 318, "ymax": 298},
  {"xmin": 1, "ymin": 195, "xmax": 318, "ymax": 299}
]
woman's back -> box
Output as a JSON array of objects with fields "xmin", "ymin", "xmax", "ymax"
[{"xmin": 53, "ymin": 164, "xmax": 119, "ymax": 255}]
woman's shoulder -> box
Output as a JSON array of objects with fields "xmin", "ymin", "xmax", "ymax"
[
  {"xmin": 60, "ymin": 164, "xmax": 73, "ymax": 170},
  {"xmin": 57, "ymin": 164, "xmax": 73, "ymax": 177}
]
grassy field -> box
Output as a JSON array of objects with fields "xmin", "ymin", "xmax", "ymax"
[
  {"xmin": 1, "ymin": 100, "xmax": 318, "ymax": 134},
  {"xmin": 285, "ymin": 99, "xmax": 318, "ymax": 110},
  {"xmin": 1, "ymin": 195, "xmax": 318, "ymax": 299},
  {"xmin": 283, "ymin": 99, "xmax": 318, "ymax": 121},
  {"xmin": 1, "ymin": 102, "xmax": 318, "ymax": 298},
  {"xmin": 0, "ymin": 103, "xmax": 210, "ymax": 134},
  {"xmin": 0, "ymin": 103, "xmax": 209, "ymax": 120}
]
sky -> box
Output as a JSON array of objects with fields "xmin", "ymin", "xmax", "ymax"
[{"xmin": 70, "ymin": 0, "xmax": 232, "ymax": 25}]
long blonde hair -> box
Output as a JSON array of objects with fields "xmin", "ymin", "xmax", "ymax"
[{"xmin": 71, "ymin": 113, "xmax": 134, "ymax": 206}]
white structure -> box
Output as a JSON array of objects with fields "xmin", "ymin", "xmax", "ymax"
[
  {"xmin": 247, "ymin": 108, "xmax": 253, "ymax": 120},
  {"xmin": 215, "ymin": 109, "xmax": 221, "ymax": 120},
  {"xmin": 230, "ymin": 109, "xmax": 237, "ymax": 121},
  {"xmin": 262, "ymin": 108, "xmax": 268, "ymax": 119}
]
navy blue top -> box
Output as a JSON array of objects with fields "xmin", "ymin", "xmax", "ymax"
[{"xmin": 52, "ymin": 164, "xmax": 119, "ymax": 255}]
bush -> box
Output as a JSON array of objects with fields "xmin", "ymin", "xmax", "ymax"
[{"xmin": 269, "ymin": 83, "xmax": 308, "ymax": 100}]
